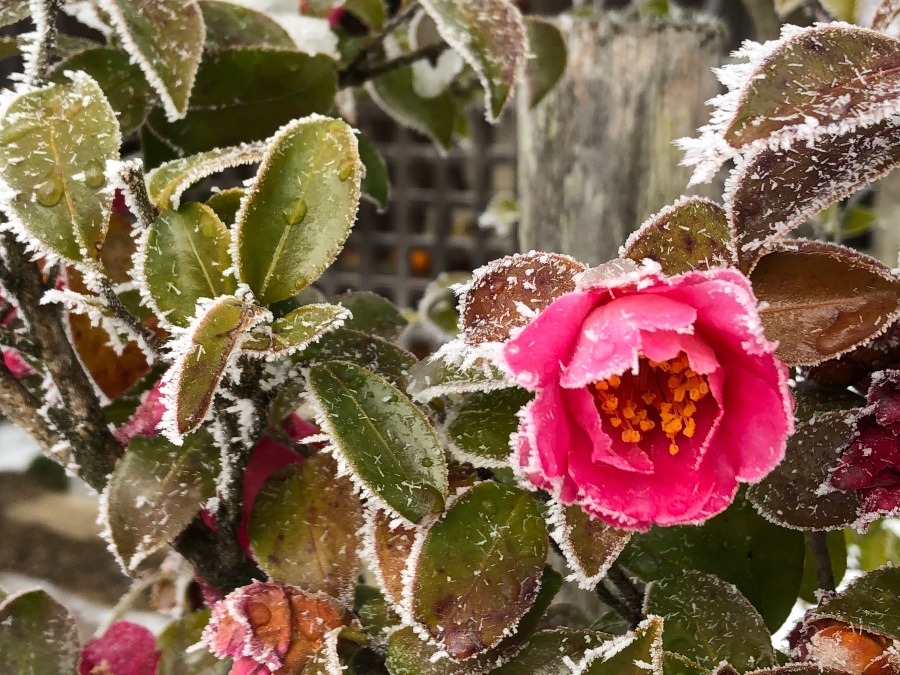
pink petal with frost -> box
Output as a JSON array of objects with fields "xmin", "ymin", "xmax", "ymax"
[
  {"xmin": 526, "ymin": 387, "xmax": 574, "ymax": 480},
  {"xmin": 114, "ymin": 384, "xmax": 165, "ymax": 445},
  {"xmin": 3, "ymin": 349, "xmax": 32, "ymax": 379},
  {"xmin": 231, "ymin": 657, "xmax": 272, "ymax": 675},
  {"xmin": 561, "ymin": 294, "xmax": 697, "ymax": 388},
  {"xmin": 504, "ymin": 290, "xmax": 597, "ymax": 389},
  {"xmin": 78, "ymin": 621, "xmax": 160, "ymax": 675},
  {"xmin": 563, "ymin": 385, "xmax": 653, "ymax": 474}
]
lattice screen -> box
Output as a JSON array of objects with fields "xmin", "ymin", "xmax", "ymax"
[{"xmin": 316, "ymin": 104, "xmax": 520, "ymax": 309}]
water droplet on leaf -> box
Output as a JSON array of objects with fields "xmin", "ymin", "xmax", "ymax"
[
  {"xmin": 35, "ymin": 176, "xmax": 63, "ymax": 207},
  {"xmin": 282, "ymin": 198, "xmax": 308, "ymax": 226},
  {"xmin": 84, "ymin": 161, "xmax": 106, "ymax": 189},
  {"xmin": 338, "ymin": 159, "xmax": 355, "ymax": 182},
  {"xmin": 421, "ymin": 457, "xmax": 434, "ymax": 468}
]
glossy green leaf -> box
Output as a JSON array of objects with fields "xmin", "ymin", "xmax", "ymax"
[
  {"xmin": 143, "ymin": 49, "xmax": 338, "ymax": 163},
  {"xmin": 623, "ymin": 197, "xmax": 735, "ymax": 274},
  {"xmin": 523, "ymin": 16, "xmax": 566, "ymax": 108},
  {"xmin": 206, "ymin": 188, "xmax": 245, "ymax": 225},
  {"xmin": 100, "ymin": 0, "xmax": 204, "ymax": 120},
  {"xmin": 410, "ymin": 482, "xmax": 548, "ymax": 659},
  {"xmin": 577, "ymin": 616, "xmax": 665, "ymax": 675},
  {"xmin": 386, "ymin": 565, "xmax": 562, "ymax": 675},
  {"xmin": 299, "ymin": 328, "xmax": 417, "ymax": 387},
  {"xmin": 52, "ymin": 47, "xmax": 152, "ymax": 134},
  {"xmin": 357, "ymin": 132, "xmax": 390, "ymax": 211},
  {"xmin": 250, "ymin": 453, "xmax": 363, "ymax": 605},
  {"xmin": 236, "ymin": 116, "xmax": 362, "ymax": 305},
  {"xmin": 809, "ymin": 565, "xmax": 900, "ymax": 640},
  {"xmin": 307, "ymin": 360, "xmax": 448, "ymax": 522},
  {"xmin": 550, "ymin": 501, "xmax": 632, "ymax": 588},
  {"xmin": 200, "ymin": 0, "xmax": 295, "ymax": 50},
  {"xmin": 0, "ymin": 590, "xmax": 79, "ymax": 673},
  {"xmin": 407, "ymin": 355, "xmax": 510, "ymax": 403},
  {"xmin": 748, "ymin": 411, "xmax": 860, "ymax": 531},
  {"xmin": 164, "ymin": 296, "xmax": 261, "ymax": 438},
  {"xmin": 146, "ymin": 142, "xmax": 266, "ymax": 210},
  {"xmin": 243, "ymin": 303, "xmax": 349, "ymax": 356},
  {"xmin": 646, "ymin": 571, "xmax": 775, "ymax": 672},
  {"xmin": 619, "ymin": 493, "xmax": 805, "ymax": 632},
  {"xmin": 368, "ymin": 65, "xmax": 457, "ymax": 149},
  {"xmin": 419, "ymin": 0, "xmax": 527, "ymax": 120},
  {"xmin": 335, "ymin": 291, "xmax": 407, "ymax": 341},
  {"xmin": 157, "ymin": 609, "xmax": 230, "ymax": 675},
  {"xmin": 141, "ymin": 202, "xmax": 237, "ymax": 327},
  {"xmin": 419, "ymin": 271, "xmax": 468, "ymax": 335},
  {"xmin": 0, "ymin": 73, "xmax": 119, "ymax": 262},
  {"xmin": 103, "ymin": 430, "xmax": 218, "ymax": 571},
  {"xmin": 491, "ymin": 629, "xmax": 613, "ymax": 675},
  {"xmin": 448, "ymin": 387, "xmax": 532, "ymax": 465}
]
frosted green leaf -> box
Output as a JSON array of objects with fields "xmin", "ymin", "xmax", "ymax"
[
  {"xmin": 448, "ymin": 387, "xmax": 532, "ymax": 465},
  {"xmin": 200, "ymin": 0, "xmax": 294, "ymax": 50},
  {"xmin": 141, "ymin": 202, "xmax": 236, "ymax": 327},
  {"xmin": 419, "ymin": 0, "xmax": 527, "ymax": 120},
  {"xmin": 524, "ymin": 16, "xmax": 566, "ymax": 108},
  {"xmin": 0, "ymin": 73, "xmax": 120, "ymax": 262},
  {"xmin": 242, "ymin": 303, "xmax": 349, "ymax": 356},
  {"xmin": 0, "ymin": 590, "xmax": 79, "ymax": 673},
  {"xmin": 103, "ymin": 430, "xmax": 218, "ymax": 572},
  {"xmin": 307, "ymin": 360, "xmax": 448, "ymax": 523},
  {"xmin": 98, "ymin": 0, "xmax": 204, "ymax": 120},
  {"xmin": 576, "ymin": 616, "xmax": 664, "ymax": 675},
  {"xmin": 236, "ymin": 116, "xmax": 362, "ymax": 305}
]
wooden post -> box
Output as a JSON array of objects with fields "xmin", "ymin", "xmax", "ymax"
[{"xmin": 517, "ymin": 12, "xmax": 728, "ymax": 264}]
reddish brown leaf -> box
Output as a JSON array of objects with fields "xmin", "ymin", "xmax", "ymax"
[
  {"xmin": 729, "ymin": 120, "xmax": 900, "ymax": 271},
  {"xmin": 622, "ymin": 197, "xmax": 735, "ymax": 275},
  {"xmin": 365, "ymin": 508, "xmax": 416, "ymax": 608},
  {"xmin": 551, "ymin": 502, "xmax": 631, "ymax": 588},
  {"xmin": 460, "ymin": 251, "xmax": 584, "ymax": 344},
  {"xmin": 750, "ymin": 241, "xmax": 900, "ymax": 366},
  {"xmin": 804, "ymin": 321, "xmax": 900, "ymax": 390}
]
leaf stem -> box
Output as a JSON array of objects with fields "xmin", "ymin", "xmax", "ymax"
[
  {"xmin": 608, "ymin": 563, "xmax": 645, "ymax": 619},
  {"xmin": 117, "ymin": 160, "xmax": 159, "ymax": 231},
  {"xmin": 98, "ymin": 277, "xmax": 165, "ymax": 357},
  {"xmin": 340, "ymin": 42, "xmax": 449, "ymax": 88},
  {"xmin": 807, "ymin": 531, "xmax": 836, "ymax": 593},
  {"xmin": 595, "ymin": 579, "xmax": 641, "ymax": 628},
  {"xmin": 25, "ymin": 0, "xmax": 62, "ymax": 87}
]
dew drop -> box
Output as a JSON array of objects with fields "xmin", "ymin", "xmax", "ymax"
[
  {"xmin": 84, "ymin": 161, "xmax": 106, "ymax": 189},
  {"xmin": 282, "ymin": 198, "xmax": 308, "ymax": 226},
  {"xmin": 338, "ymin": 159, "xmax": 355, "ymax": 182},
  {"xmin": 421, "ymin": 457, "xmax": 434, "ymax": 468},
  {"xmin": 35, "ymin": 176, "xmax": 63, "ymax": 207}
]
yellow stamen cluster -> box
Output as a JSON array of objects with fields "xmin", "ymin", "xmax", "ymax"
[{"xmin": 593, "ymin": 353, "xmax": 710, "ymax": 456}]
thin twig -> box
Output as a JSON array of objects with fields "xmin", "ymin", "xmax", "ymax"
[
  {"xmin": 98, "ymin": 278, "xmax": 164, "ymax": 357},
  {"xmin": 0, "ymin": 327, "xmax": 40, "ymax": 359},
  {"xmin": 341, "ymin": 42, "xmax": 449, "ymax": 88},
  {"xmin": 0, "ymin": 356, "xmax": 63, "ymax": 453},
  {"xmin": 117, "ymin": 160, "xmax": 158, "ymax": 231},
  {"xmin": 807, "ymin": 531, "xmax": 836, "ymax": 593},
  {"xmin": 342, "ymin": 1, "xmax": 422, "ymax": 82},
  {"xmin": 596, "ymin": 580, "xmax": 641, "ymax": 628},
  {"xmin": 25, "ymin": 0, "xmax": 61, "ymax": 87}
]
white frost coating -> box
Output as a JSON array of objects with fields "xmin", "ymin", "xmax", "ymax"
[
  {"xmin": 571, "ymin": 616, "xmax": 664, "ymax": 674},
  {"xmin": 145, "ymin": 141, "xmax": 268, "ymax": 210},
  {"xmin": 97, "ymin": 480, "xmax": 129, "ymax": 574},
  {"xmin": 21, "ymin": 0, "xmax": 53, "ymax": 87},
  {"xmin": 95, "ymin": 0, "xmax": 205, "ymax": 122},
  {"xmin": 358, "ymin": 506, "xmax": 418, "ymax": 614},
  {"xmin": 223, "ymin": 0, "xmax": 340, "ymax": 57},
  {"xmin": 63, "ymin": 2, "xmax": 114, "ymax": 36},
  {"xmin": 418, "ymin": 0, "xmax": 528, "ymax": 122},
  {"xmin": 409, "ymin": 11, "xmax": 465, "ymax": 99}
]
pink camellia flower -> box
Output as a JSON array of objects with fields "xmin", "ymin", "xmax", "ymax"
[
  {"xmin": 78, "ymin": 621, "xmax": 160, "ymax": 675},
  {"xmin": 502, "ymin": 260, "xmax": 793, "ymax": 530},
  {"xmin": 202, "ymin": 582, "xmax": 352, "ymax": 675},
  {"xmin": 829, "ymin": 369, "xmax": 900, "ymax": 524}
]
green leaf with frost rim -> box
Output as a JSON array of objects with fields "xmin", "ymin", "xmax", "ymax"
[
  {"xmin": 524, "ymin": 16, "xmax": 566, "ymax": 108},
  {"xmin": 200, "ymin": 0, "xmax": 294, "ymax": 50},
  {"xmin": 645, "ymin": 570, "xmax": 775, "ymax": 672},
  {"xmin": 409, "ymin": 482, "xmax": 548, "ymax": 660},
  {"xmin": 575, "ymin": 616, "xmax": 665, "ymax": 675},
  {"xmin": 161, "ymin": 295, "xmax": 262, "ymax": 440},
  {"xmin": 357, "ymin": 132, "xmax": 390, "ymax": 211},
  {"xmin": 808, "ymin": 565, "xmax": 900, "ymax": 640},
  {"xmin": 492, "ymin": 629, "xmax": 614, "ymax": 675},
  {"xmin": 235, "ymin": 116, "xmax": 362, "ymax": 305},
  {"xmin": 0, "ymin": 73, "xmax": 119, "ymax": 262},
  {"xmin": 102, "ymin": 431, "xmax": 218, "ymax": 572},
  {"xmin": 98, "ymin": 0, "xmax": 204, "ymax": 120},
  {"xmin": 0, "ymin": 589, "xmax": 79, "ymax": 673},
  {"xmin": 407, "ymin": 352, "xmax": 511, "ymax": 403},
  {"xmin": 146, "ymin": 142, "xmax": 266, "ymax": 210},
  {"xmin": 549, "ymin": 500, "xmax": 632, "ymax": 589},
  {"xmin": 447, "ymin": 387, "xmax": 532, "ymax": 466},
  {"xmin": 243, "ymin": 303, "xmax": 349, "ymax": 356},
  {"xmin": 51, "ymin": 47, "xmax": 152, "ymax": 135},
  {"xmin": 141, "ymin": 202, "xmax": 236, "ymax": 327},
  {"xmin": 307, "ymin": 360, "xmax": 448, "ymax": 523},
  {"xmin": 335, "ymin": 291, "xmax": 407, "ymax": 340},
  {"xmin": 419, "ymin": 0, "xmax": 527, "ymax": 121},
  {"xmin": 249, "ymin": 454, "xmax": 363, "ymax": 605}
]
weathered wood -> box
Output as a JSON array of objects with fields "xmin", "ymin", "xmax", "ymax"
[{"xmin": 517, "ymin": 12, "xmax": 728, "ymax": 264}]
